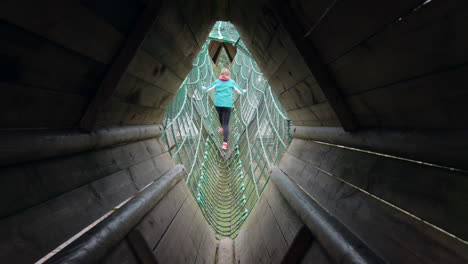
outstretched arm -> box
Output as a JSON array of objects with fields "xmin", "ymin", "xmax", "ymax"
[
  {"xmin": 202, "ymin": 85, "xmax": 216, "ymax": 92},
  {"xmin": 202, "ymin": 81, "xmax": 217, "ymax": 92},
  {"xmin": 233, "ymin": 81, "xmax": 247, "ymax": 95}
]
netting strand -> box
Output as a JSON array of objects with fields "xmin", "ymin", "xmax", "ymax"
[{"xmin": 162, "ymin": 21, "xmax": 290, "ymax": 238}]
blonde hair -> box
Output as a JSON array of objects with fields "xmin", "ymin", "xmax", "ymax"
[{"xmin": 220, "ymin": 68, "xmax": 230, "ymax": 75}]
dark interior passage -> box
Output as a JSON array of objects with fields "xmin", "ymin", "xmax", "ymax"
[{"xmin": 0, "ymin": 0, "xmax": 467, "ymax": 263}]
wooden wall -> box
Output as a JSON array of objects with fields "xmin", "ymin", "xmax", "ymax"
[
  {"xmin": 0, "ymin": 0, "xmax": 135, "ymax": 129},
  {"xmin": 233, "ymin": 0, "xmax": 468, "ymax": 129},
  {"xmin": 0, "ymin": 137, "xmax": 175, "ymax": 263},
  {"xmin": 0, "ymin": 0, "xmax": 217, "ymax": 130},
  {"xmin": 278, "ymin": 138, "xmax": 468, "ymax": 263},
  {"xmin": 235, "ymin": 181, "xmax": 333, "ymax": 263}
]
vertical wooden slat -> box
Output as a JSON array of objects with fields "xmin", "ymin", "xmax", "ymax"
[
  {"xmin": 271, "ymin": 0, "xmax": 358, "ymax": 131},
  {"xmin": 80, "ymin": 0, "xmax": 162, "ymax": 131}
]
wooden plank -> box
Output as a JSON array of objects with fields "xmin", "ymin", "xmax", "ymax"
[
  {"xmin": 297, "ymin": 168, "xmax": 468, "ymax": 263},
  {"xmin": 269, "ymin": 50, "xmax": 312, "ymax": 94},
  {"xmin": 288, "ymin": 0, "xmax": 332, "ymax": 33},
  {"xmin": 82, "ymin": 0, "xmax": 145, "ymax": 35},
  {"xmin": 310, "ymin": 0, "xmax": 423, "ymax": 63},
  {"xmin": 141, "ymin": 8, "xmax": 198, "ymax": 79},
  {"xmin": 287, "ymin": 138, "xmax": 468, "ymax": 241},
  {"xmin": 246, "ymin": 210, "xmax": 271, "ymax": 264},
  {"xmin": 127, "ymin": 229, "xmax": 158, "ymax": 264},
  {"xmin": 291, "ymin": 125, "xmax": 468, "ymax": 171},
  {"xmin": 242, "ymin": 9, "xmax": 295, "ymax": 79},
  {"xmin": 80, "ymin": 0, "xmax": 162, "ymax": 131},
  {"xmin": 215, "ymin": 239, "xmax": 233, "ymax": 264},
  {"xmin": 153, "ymin": 192, "xmax": 199, "ymax": 263},
  {"xmin": 346, "ymin": 65, "xmax": 468, "ymax": 129},
  {"xmin": 234, "ymin": 215, "xmax": 254, "ymax": 263},
  {"xmin": 235, "ymin": 188, "xmax": 271, "ymax": 263},
  {"xmin": 251, "ymin": 6, "xmax": 279, "ymax": 56},
  {"xmin": 280, "ymin": 142, "xmax": 468, "ymax": 263},
  {"xmin": 0, "ymin": 0, "xmax": 123, "ymax": 63},
  {"xmin": 151, "ymin": 151, "xmax": 175, "ymax": 173},
  {"xmin": 102, "ymin": 239, "xmax": 141, "ymax": 264},
  {"xmin": 132, "ymin": 181, "xmax": 188, "ymax": 250},
  {"xmin": 330, "ymin": 0, "xmax": 468, "ymax": 96},
  {"xmin": 263, "ymin": 183, "xmax": 304, "ymax": 247},
  {"xmin": 282, "ymin": 226, "xmax": 314, "ymax": 264},
  {"xmin": 285, "ymin": 103, "xmax": 340, "ymax": 127},
  {"xmin": 195, "ymin": 225, "xmax": 217, "ymax": 264},
  {"xmin": 299, "ymin": 240, "xmax": 333, "ymax": 264},
  {"xmin": 179, "ymin": 1, "xmax": 216, "ymax": 47},
  {"xmin": 255, "ymin": 194, "xmax": 288, "ymax": 263},
  {"xmin": 260, "ymin": 28, "xmax": 290, "ymax": 78},
  {"xmin": 278, "ymin": 76, "xmax": 326, "ymax": 112},
  {"xmin": 93, "ymin": 99, "xmax": 165, "ymax": 127},
  {"xmin": 157, "ymin": 0, "xmax": 200, "ymax": 60},
  {"xmin": 128, "ymin": 159, "xmax": 158, "ymax": 190},
  {"xmin": 229, "ymin": 2, "xmax": 258, "ymax": 45},
  {"xmin": 0, "ymin": 83, "xmax": 87, "ymax": 129},
  {"xmin": 271, "ymin": 0, "xmax": 358, "ymax": 131},
  {"xmin": 267, "ymin": 168, "xmax": 384, "ymax": 263},
  {"xmin": 214, "ymin": 0, "xmax": 229, "ymax": 21},
  {"xmin": 244, "ymin": 2, "xmax": 311, "ymax": 95},
  {"xmin": 212, "ymin": 44, "xmax": 223, "ymax": 65},
  {"xmin": 113, "ymin": 73, "xmax": 173, "ymax": 109},
  {"xmin": 144, "ymin": 138, "xmax": 167, "ymax": 156},
  {"xmin": 223, "ymin": 43, "xmax": 237, "ymax": 62},
  {"xmin": 0, "ymin": 20, "xmax": 107, "ymax": 96},
  {"xmin": 208, "ymin": 40, "xmax": 222, "ymax": 58},
  {"xmin": 111, "ymin": 139, "xmax": 155, "ymax": 169},
  {"xmin": 188, "ymin": 208, "xmax": 210, "ymax": 262},
  {"xmin": 141, "ymin": 29, "xmax": 192, "ymax": 78},
  {"xmin": 126, "ymin": 49, "xmax": 183, "ymax": 93},
  {"xmin": 0, "ymin": 138, "xmax": 161, "ymax": 218},
  {"xmin": 0, "ymin": 170, "xmax": 138, "ymax": 264}
]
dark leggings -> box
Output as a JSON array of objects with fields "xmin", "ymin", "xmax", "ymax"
[{"xmin": 215, "ymin": 106, "xmax": 232, "ymax": 142}]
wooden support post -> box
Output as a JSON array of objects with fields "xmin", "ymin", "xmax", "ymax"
[
  {"xmin": 79, "ymin": 0, "xmax": 162, "ymax": 131},
  {"xmin": 281, "ymin": 226, "xmax": 314, "ymax": 263},
  {"xmin": 212, "ymin": 44, "xmax": 223, "ymax": 64},
  {"xmin": 208, "ymin": 41, "xmax": 222, "ymax": 58},
  {"xmin": 127, "ymin": 231, "xmax": 158, "ymax": 264},
  {"xmin": 271, "ymin": 1, "xmax": 358, "ymax": 132},
  {"xmin": 44, "ymin": 165, "xmax": 185, "ymax": 264},
  {"xmin": 223, "ymin": 43, "xmax": 237, "ymax": 62},
  {"xmin": 209, "ymin": 41, "xmax": 237, "ymax": 66},
  {"xmin": 270, "ymin": 167, "xmax": 384, "ymax": 263}
]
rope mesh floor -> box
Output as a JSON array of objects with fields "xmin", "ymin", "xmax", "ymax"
[{"xmin": 162, "ymin": 21, "xmax": 290, "ymax": 238}]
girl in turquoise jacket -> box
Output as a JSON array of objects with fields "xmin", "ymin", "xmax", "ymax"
[{"xmin": 203, "ymin": 68, "xmax": 246, "ymax": 150}]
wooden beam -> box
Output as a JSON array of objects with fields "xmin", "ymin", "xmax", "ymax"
[
  {"xmin": 79, "ymin": 0, "xmax": 162, "ymax": 131},
  {"xmin": 127, "ymin": 231, "xmax": 158, "ymax": 264},
  {"xmin": 223, "ymin": 43, "xmax": 237, "ymax": 62},
  {"xmin": 208, "ymin": 40, "xmax": 222, "ymax": 58},
  {"xmin": 281, "ymin": 226, "xmax": 314, "ymax": 263},
  {"xmin": 270, "ymin": 167, "xmax": 384, "ymax": 263},
  {"xmin": 212, "ymin": 44, "xmax": 223, "ymax": 64},
  {"xmin": 271, "ymin": 1, "xmax": 358, "ymax": 132}
]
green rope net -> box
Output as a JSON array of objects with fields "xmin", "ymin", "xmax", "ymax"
[{"xmin": 162, "ymin": 21, "xmax": 291, "ymax": 238}]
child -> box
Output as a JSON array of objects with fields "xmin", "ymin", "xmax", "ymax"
[{"xmin": 202, "ymin": 68, "xmax": 247, "ymax": 150}]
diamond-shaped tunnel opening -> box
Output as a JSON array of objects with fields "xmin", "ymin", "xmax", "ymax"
[{"xmin": 162, "ymin": 21, "xmax": 291, "ymax": 238}]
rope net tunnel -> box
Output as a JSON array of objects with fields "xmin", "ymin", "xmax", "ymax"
[{"xmin": 162, "ymin": 21, "xmax": 291, "ymax": 238}]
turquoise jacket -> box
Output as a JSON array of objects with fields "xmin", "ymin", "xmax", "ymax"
[{"xmin": 203, "ymin": 79, "xmax": 245, "ymax": 108}]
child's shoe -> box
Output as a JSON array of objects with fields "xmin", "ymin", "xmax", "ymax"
[
  {"xmin": 221, "ymin": 142, "xmax": 228, "ymax": 150},
  {"xmin": 217, "ymin": 127, "xmax": 224, "ymax": 134}
]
